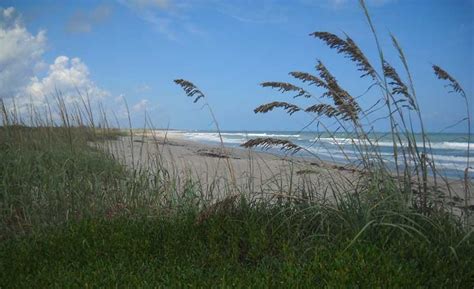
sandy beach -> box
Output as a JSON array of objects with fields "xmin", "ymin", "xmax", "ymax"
[
  {"xmin": 98, "ymin": 130, "xmax": 361, "ymax": 203},
  {"xmin": 95, "ymin": 130, "xmax": 472, "ymax": 211}
]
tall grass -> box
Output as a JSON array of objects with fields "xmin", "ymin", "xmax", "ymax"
[
  {"xmin": 0, "ymin": 0, "xmax": 472, "ymax": 286},
  {"xmin": 231, "ymin": 0, "xmax": 473, "ymax": 220},
  {"xmin": 174, "ymin": 79, "xmax": 238, "ymax": 187},
  {"xmin": 0, "ymin": 94, "xmax": 206, "ymax": 237}
]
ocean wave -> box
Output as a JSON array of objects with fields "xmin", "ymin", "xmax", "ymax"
[
  {"xmin": 181, "ymin": 131, "xmax": 471, "ymax": 173},
  {"xmin": 184, "ymin": 132, "xmax": 470, "ymax": 152},
  {"xmin": 183, "ymin": 133, "xmax": 242, "ymax": 144},
  {"xmin": 317, "ymin": 137, "xmax": 358, "ymax": 145},
  {"xmin": 435, "ymin": 162, "xmax": 471, "ymax": 171},
  {"xmin": 374, "ymin": 151, "xmax": 469, "ymax": 164},
  {"xmin": 183, "ymin": 132, "xmax": 300, "ymax": 144},
  {"xmin": 306, "ymin": 147, "xmax": 469, "ymax": 171},
  {"xmin": 367, "ymin": 141, "xmax": 470, "ymax": 150},
  {"xmin": 220, "ymin": 132, "xmax": 300, "ymax": 138},
  {"xmin": 312, "ymin": 137, "xmax": 470, "ymax": 151}
]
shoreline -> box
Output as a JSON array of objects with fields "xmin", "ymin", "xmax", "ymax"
[
  {"xmin": 96, "ymin": 129, "xmax": 472, "ymax": 211},
  {"xmin": 101, "ymin": 130, "xmax": 361, "ymax": 202},
  {"xmin": 135, "ymin": 129, "xmax": 472, "ymax": 179},
  {"xmin": 139, "ymin": 129, "xmax": 472, "ymax": 176}
]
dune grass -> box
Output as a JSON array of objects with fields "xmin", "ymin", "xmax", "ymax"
[
  {"xmin": 1, "ymin": 197, "xmax": 472, "ymax": 288},
  {"xmin": 0, "ymin": 126, "xmax": 472, "ymax": 288},
  {"xmin": 1, "ymin": 0, "xmax": 473, "ymax": 287},
  {"xmin": 0, "ymin": 126, "xmax": 126, "ymax": 236}
]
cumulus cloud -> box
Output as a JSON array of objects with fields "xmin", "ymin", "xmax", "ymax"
[
  {"xmin": 66, "ymin": 5, "xmax": 112, "ymax": 33},
  {"xmin": 0, "ymin": 7, "xmax": 47, "ymax": 97},
  {"xmin": 24, "ymin": 56, "xmax": 108, "ymax": 106},
  {"xmin": 1, "ymin": 7, "xmax": 109, "ymax": 116}
]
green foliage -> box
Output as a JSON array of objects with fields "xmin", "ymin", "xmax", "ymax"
[
  {"xmin": 1, "ymin": 203, "xmax": 472, "ymax": 288},
  {"xmin": 0, "ymin": 127, "xmax": 145, "ymax": 237},
  {"xmin": 0, "ymin": 117, "xmax": 472, "ymax": 288}
]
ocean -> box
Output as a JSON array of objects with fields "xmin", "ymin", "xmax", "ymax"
[{"xmin": 177, "ymin": 130, "xmax": 472, "ymax": 179}]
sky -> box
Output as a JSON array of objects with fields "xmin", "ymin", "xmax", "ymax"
[{"xmin": 0, "ymin": 0, "xmax": 473, "ymax": 132}]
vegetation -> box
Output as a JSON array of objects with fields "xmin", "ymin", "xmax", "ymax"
[
  {"xmin": 1, "ymin": 201, "xmax": 472, "ymax": 288},
  {"xmin": 237, "ymin": 1, "xmax": 472, "ymax": 217},
  {"xmin": 0, "ymin": 0, "xmax": 473, "ymax": 287}
]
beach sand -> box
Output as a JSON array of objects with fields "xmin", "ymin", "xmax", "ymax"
[{"xmin": 95, "ymin": 130, "xmax": 472, "ymax": 212}]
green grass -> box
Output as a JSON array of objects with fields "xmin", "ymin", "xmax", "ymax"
[
  {"xmin": 0, "ymin": 126, "xmax": 153, "ymax": 238},
  {"xmin": 0, "ymin": 127, "xmax": 473, "ymax": 288},
  {"xmin": 1, "ymin": 205, "xmax": 472, "ymax": 288}
]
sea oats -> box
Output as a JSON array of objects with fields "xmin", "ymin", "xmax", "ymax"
[
  {"xmin": 310, "ymin": 32, "xmax": 347, "ymax": 50},
  {"xmin": 344, "ymin": 36, "xmax": 376, "ymax": 79},
  {"xmin": 383, "ymin": 61, "xmax": 416, "ymax": 109},
  {"xmin": 305, "ymin": 104, "xmax": 339, "ymax": 118},
  {"xmin": 174, "ymin": 79, "xmax": 205, "ymax": 103},
  {"xmin": 315, "ymin": 61, "xmax": 360, "ymax": 121},
  {"xmin": 260, "ymin": 82, "xmax": 312, "ymax": 98},
  {"xmin": 289, "ymin": 71, "xmax": 328, "ymax": 89},
  {"xmin": 254, "ymin": 101, "xmax": 301, "ymax": 115},
  {"xmin": 241, "ymin": 137, "xmax": 302, "ymax": 153},
  {"xmin": 311, "ymin": 32, "xmax": 376, "ymax": 80},
  {"xmin": 433, "ymin": 65, "xmax": 466, "ymax": 97}
]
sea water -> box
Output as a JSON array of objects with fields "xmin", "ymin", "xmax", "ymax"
[{"xmin": 177, "ymin": 130, "xmax": 472, "ymax": 179}]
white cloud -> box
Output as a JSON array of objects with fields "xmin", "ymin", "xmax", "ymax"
[
  {"xmin": 0, "ymin": 7, "xmax": 47, "ymax": 97},
  {"xmin": 24, "ymin": 56, "xmax": 108, "ymax": 107},
  {"xmin": 0, "ymin": 7, "xmax": 109, "ymax": 117}
]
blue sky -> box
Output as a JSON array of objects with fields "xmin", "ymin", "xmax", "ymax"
[{"xmin": 1, "ymin": 0, "xmax": 473, "ymax": 132}]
